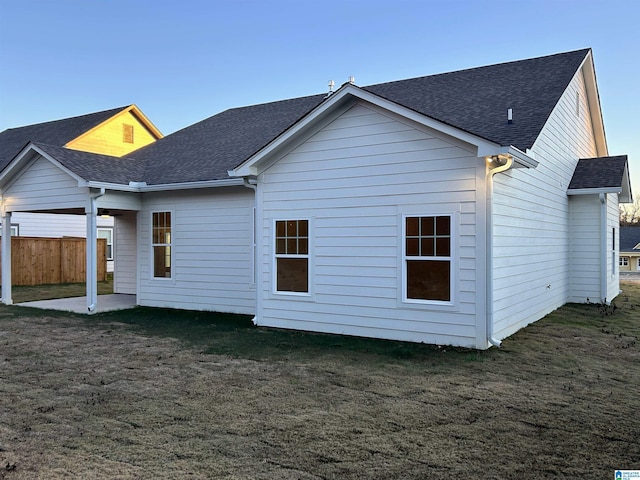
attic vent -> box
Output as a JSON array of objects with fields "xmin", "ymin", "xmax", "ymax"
[{"xmin": 123, "ymin": 123, "xmax": 134, "ymax": 144}]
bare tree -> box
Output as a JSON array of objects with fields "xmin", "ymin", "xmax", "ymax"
[{"xmin": 620, "ymin": 197, "xmax": 640, "ymax": 226}]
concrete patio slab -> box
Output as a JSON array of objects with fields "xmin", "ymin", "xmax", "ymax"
[{"xmin": 16, "ymin": 294, "xmax": 137, "ymax": 314}]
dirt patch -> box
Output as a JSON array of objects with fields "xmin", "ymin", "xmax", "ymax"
[{"xmin": 1, "ymin": 288, "xmax": 639, "ymax": 479}]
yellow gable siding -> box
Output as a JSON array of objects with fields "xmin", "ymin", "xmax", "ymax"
[{"xmin": 65, "ymin": 111, "xmax": 158, "ymax": 157}]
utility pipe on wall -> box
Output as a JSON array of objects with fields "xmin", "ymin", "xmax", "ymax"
[{"xmin": 485, "ymin": 154, "xmax": 513, "ymax": 348}]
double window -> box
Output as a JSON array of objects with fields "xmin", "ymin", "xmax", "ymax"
[
  {"xmin": 152, "ymin": 211, "xmax": 172, "ymax": 278},
  {"xmin": 404, "ymin": 215, "xmax": 452, "ymax": 303},
  {"xmin": 275, "ymin": 219, "xmax": 308, "ymax": 293}
]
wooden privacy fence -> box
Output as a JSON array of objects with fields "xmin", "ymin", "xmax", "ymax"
[{"xmin": 0, "ymin": 237, "xmax": 107, "ymax": 286}]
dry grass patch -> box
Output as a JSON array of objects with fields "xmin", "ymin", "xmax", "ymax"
[{"xmin": 0, "ymin": 283, "xmax": 639, "ymax": 479}]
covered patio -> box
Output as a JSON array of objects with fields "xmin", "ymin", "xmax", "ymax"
[{"xmin": 16, "ymin": 294, "xmax": 137, "ymax": 314}]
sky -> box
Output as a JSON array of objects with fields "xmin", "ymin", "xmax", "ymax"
[{"xmin": 0, "ymin": 0, "xmax": 638, "ymax": 191}]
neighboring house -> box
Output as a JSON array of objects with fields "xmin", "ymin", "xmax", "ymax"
[
  {"xmin": 0, "ymin": 105, "xmax": 163, "ymax": 271},
  {"xmin": 619, "ymin": 227, "xmax": 640, "ymax": 272},
  {"xmin": 0, "ymin": 49, "xmax": 632, "ymax": 348}
]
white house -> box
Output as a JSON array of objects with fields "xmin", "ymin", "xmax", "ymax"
[
  {"xmin": 0, "ymin": 49, "xmax": 631, "ymax": 348},
  {"xmin": 0, "ymin": 105, "xmax": 163, "ymax": 271}
]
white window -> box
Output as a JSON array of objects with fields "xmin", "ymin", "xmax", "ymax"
[
  {"xmin": 274, "ymin": 219, "xmax": 309, "ymax": 294},
  {"xmin": 620, "ymin": 256, "xmax": 629, "ymax": 267},
  {"xmin": 152, "ymin": 211, "xmax": 172, "ymax": 278},
  {"xmin": 403, "ymin": 215, "xmax": 453, "ymax": 304},
  {"xmin": 0, "ymin": 224, "xmax": 19, "ymax": 236},
  {"xmin": 97, "ymin": 228, "xmax": 113, "ymax": 261}
]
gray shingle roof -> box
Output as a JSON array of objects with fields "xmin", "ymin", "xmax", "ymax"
[
  {"xmin": 32, "ymin": 143, "xmax": 147, "ymax": 184},
  {"xmin": 364, "ymin": 49, "xmax": 590, "ymax": 151},
  {"xmin": 620, "ymin": 227, "xmax": 640, "ymax": 252},
  {"xmin": 127, "ymin": 49, "xmax": 590, "ymax": 185},
  {"xmin": 2, "ymin": 50, "xmax": 593, "ymax": 187},
  {"xmin": 132, "ymin": 94, "xmax": 326, "ymax": 184},
  {"xmin": 0, "ymin": 106, "xmax": 129, "ymax": 172},
  {"xmin": 568, "ymin": 155, "xmax": 628, "ymax": 190}
]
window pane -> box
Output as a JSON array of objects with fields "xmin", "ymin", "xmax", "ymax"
[
  {"xmin": 407, "ymin": 260, "xmax": 450, "ymax": 301},
  {"xmin": 277, "ymin": 258, "xmax": 308, "ymax": 292},
  {"xmin": 406, "ymin": 217, "xmax": 419, "ymax": 236},
  {"xmin": 436, "ymin": 216, "xmax": 450, "ymax": 235},
  {"xmin": 298, "ymin": 220, "xmax": 308, "ymax": 237},
  {"xmin": 406, "ymin": 238, "xmax": 419, "ymax": 256},
  {"xmin": 153, "ymin": 246, "xmax": 171, "ymax": 278},
  {"xmin": 298, "ymin": 238, "xmax": 308, "ymax": 255},
  {"xmin": 276, "ymin": 238, "xmax": 286, "ymax": 254},
  {"xmin": 287, "ymin": 238, "xmax": 297, "ymax": 254},
  {"xmin": 421, "ymin": 217, "xmax": 434, "ymax": 236},
  {"xmin": 276, "ymin": 221, "xmax": 285, "ymax": 237},
  {"xmin": 421, "ymin": 237, "xmax": 434, "ymax": 256},
  {"xmin": 436, "ymin": 237, "xmax": 450, "ymax": 256},
  {"xmin": 286, "ymin": 220, "xmax": 297, "ymax": 236}
]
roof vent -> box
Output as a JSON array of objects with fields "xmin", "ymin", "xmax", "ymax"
[
  {"xmin": 348, "ymin": 76, "xmax": 355, "ymax": 84},
  {"xmin": 507, "ymin": 108, "xmax": 513, "ymax": 124},
  {"xmin": 328, "ymin": 80, "xmax": 335, "ymax": 93}
]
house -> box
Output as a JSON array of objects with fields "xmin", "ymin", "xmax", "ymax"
[
  {"xmin": 0, "ymin": 48, "xmax": 632, "ymax": 348},
  {"xmin": 619, "ymin": 227, "xmax": 640, "ymax": 272},
  {"xmin": 0, "ymin": 105, "xmax": 163, "ymax": 271}
]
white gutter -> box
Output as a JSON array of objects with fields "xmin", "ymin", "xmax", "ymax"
[
  {"xmin": 485, "ymin": 154, "xmax": 514, "ymax": 348},
  {"xmin": 87, "ymin": 187, "xmax": 105, "ymax": 313},
  {"xmin": 599, "ymin": 193, "xmax": 607, "ymax": 303},
  {"xmin": 86, "ymin": 178, "xmax": 245, "ymax": 192}
]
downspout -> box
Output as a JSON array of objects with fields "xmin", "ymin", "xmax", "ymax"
[
  {"xmin": 242, "ymin": 177, "xmax": 259, "ymax": 325},
  {"xmin": 599, "ymin": 193, "xmax": 607, "ymax": 303},
  {"xmin": 486, "ymin": 155, "xmax": 514, "ymax": 348},
  {"xmin": 87, "ymin": 188, "xmax": 105, "ymax": 313}
]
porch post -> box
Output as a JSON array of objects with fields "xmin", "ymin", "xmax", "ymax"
[
  {"xmin": 1, "ymin": 210, "xmax": 12, "ymax": 305},
  {"xmin": 86, "ymin": 189, "xmax": 104, "ymax": 313}
]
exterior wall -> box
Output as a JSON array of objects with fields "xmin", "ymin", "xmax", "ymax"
[
  {"xmin": 137, "ymin": 187, "xmax": 255, "ymax": 315},
  {"xmin": 114, "ymin": 211, "xmax": 137, "ymax": 294},
  {"xmin": 607, "ymin": 193, "xmax": 620, "ymax": 300},
  {"xmin": 492, "ymin": 66, "xmax": 599, "ymax": 340},
  {"xmin": 569, "ymin": 195, "xmax": 600, "ymax": 301},
  {"xmin": 65, "ymin": 110, "xmax": 158, "ymax": 157},
  {"xmin": 3, "ymin": 156, "xmax": 89, "ymax": 212},
  {"xmin": 257, "ymin": 102, "xmax": 483, "ymax": 347}
]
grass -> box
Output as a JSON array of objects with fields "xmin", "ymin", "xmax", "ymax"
[{"xmin": 0, "ymin": 281, "xmax": 638, "ymax": 479}]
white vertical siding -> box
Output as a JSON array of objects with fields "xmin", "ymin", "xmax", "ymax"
[
  {"xmin": 258, "ymin": 102, "xmax": 482, "ymax": 347},
  {"xmin": 492, "ymin": 67, "xmax": 599, "ymax": 339},
  {"xmin": 137, "ymin": 187, "xmax": 255, "ymax": 315},
  {"xmin": 114, "ymin": 211, "xmax": 137, "ymax": 295}
]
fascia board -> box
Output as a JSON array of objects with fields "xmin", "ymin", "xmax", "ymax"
[
  {"xmin": 0, "ymin": 143, "xmax": 86, "ymax": 187},
  {"xmin": 567, "ymin": 187, "xmax": 622, "ymax": 195},
  {"xmin": 581, "ymin": 51, "xmax": 608, "ymax": 157},
  {"xmin": 230, "ymin": 84, "xmax": 501, "ymax": 177}
]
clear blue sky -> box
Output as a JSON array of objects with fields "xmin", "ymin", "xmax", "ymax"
[{"xmin": 1, "ymin": 0, "xmax": 638, "ymax": 190}]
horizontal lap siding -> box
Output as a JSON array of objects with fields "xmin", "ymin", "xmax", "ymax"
[
  {"xmin": 569, "ymin": 195, "xmax": 600, "ymax": 302},
  {"xmin": 5, "ymin": 156, "xmax": 88, "ymax": 211},
  {"xmin": 138, "ymin": 188, "xmax": 254, "ymax": 314},
  {"xmin": 493, "ymin": 68, "xmax": 598, "ymax": 339},
  {"xmin": 259, "ymin": 103, "xmax": 480, "ymax": 347},
  {"xmin": 114, "ymin": 211, "xmax": 137, "ymax": 295}
]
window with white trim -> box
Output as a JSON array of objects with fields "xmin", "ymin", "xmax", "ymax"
[
  {"xmin": 97, "ymin": 228, "xmax": 113, "ymax": 261},
  {"xmin": 152, "ymin": 211, "xmax": 172, "ymax": 278},
  {"xmin": 404, "ymin": 215, "xmax": 452, "ymax": 303},
  {"xmin": 0, "ymin": 224, "xmax": 19, "ymax": 236},
  {"xmin": 620, "ymin": 256, "xmax": 629, "ymax": 267},
  {"xmin": 275, "ymin": 219, "xmax": 308, "ymax": 293}
]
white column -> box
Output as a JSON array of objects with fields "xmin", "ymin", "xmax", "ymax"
[
  {"xmin": 1, "ymin": 210, "xmax": 12, "ymax": 305},
  {"xmin": 86, "ymin": 198, "xmax": 98, "ymax": 312}
]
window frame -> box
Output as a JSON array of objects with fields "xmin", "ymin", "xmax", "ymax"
[
  {"xmin": 619, "ymin": 256, "xmax": 629, "ymax": 267},
  {"xmin": 272, "ymin": 218, "xmax": 311, "ymax": 296},
  {"xmin": 401, "ymin": 213, "xmax": 456, "ymax": 307},
  {"xmin": 97, "ymin": 227, "xmax": 114, "ymax": 261},
  {"xmin": 150, "ymin": 210, "xmax": 173, "ymax": 281}
]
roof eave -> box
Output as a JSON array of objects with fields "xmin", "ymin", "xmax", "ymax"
[
  {"xmin": 87, "ymin": 178, "xmax": 245, "ymax": 192},
  {"xmin": 230, "ymin": 84, "xmax": 504, "ymax": 178}
]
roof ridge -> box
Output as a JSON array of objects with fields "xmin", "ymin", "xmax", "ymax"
[{"xmin": 3, "ymin": 105, "xmax": 131, "ymax": 132}]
